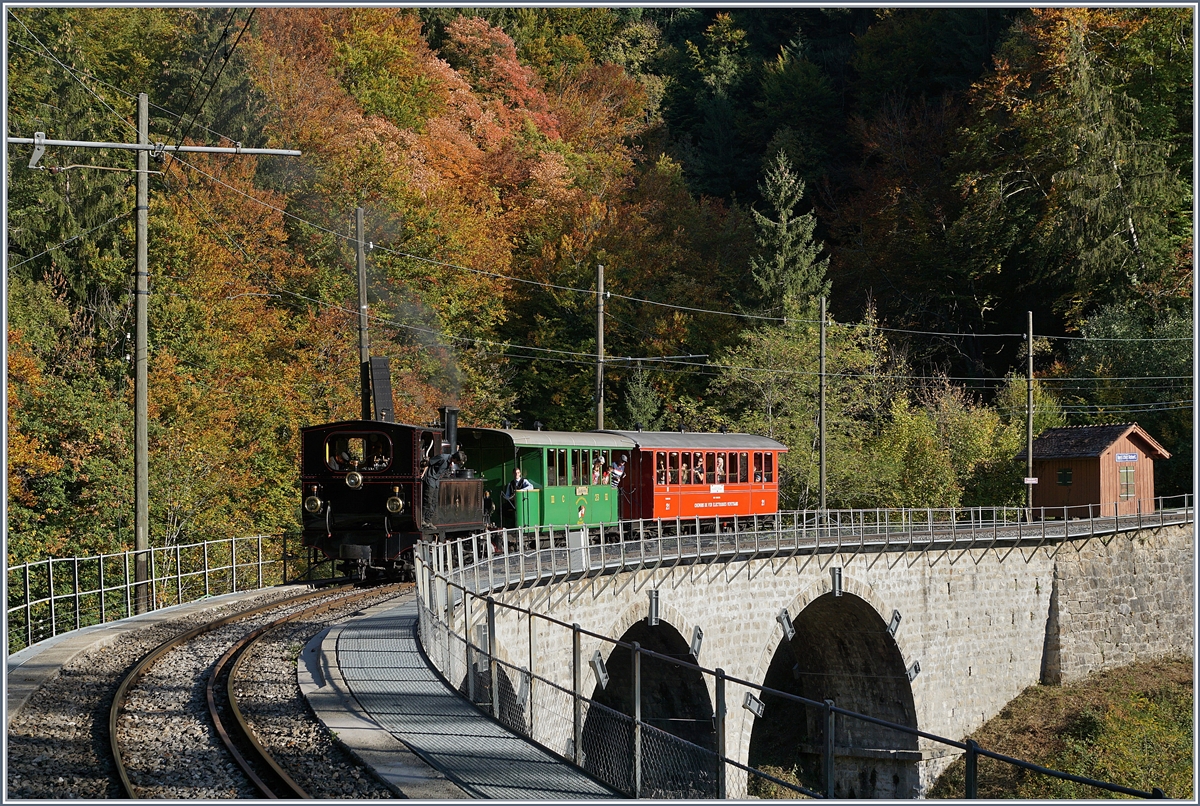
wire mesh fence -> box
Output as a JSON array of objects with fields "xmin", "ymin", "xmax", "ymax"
[{"xmin": 6, "ymin": 533, "xmax": 304, "ymax": 654}]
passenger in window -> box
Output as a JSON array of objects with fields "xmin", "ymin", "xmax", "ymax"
[
  {"xmin": 592, "ymin": 456, "xmax": 604, "ymax": 485},
  {"xmin": 693, "ymin": 454, "xmax": 705, "ymax": 484},
  {"xmin": 504, "ymin": 468, "xmax": 536, "ymax": 503},
  {"xmin": 327, "ymin": 452, "xmax": 341, "ymax": 471},
  {"xmin": 610, "ymin": 455, "xmax": 628, "ymax": 487},
  {"xmin": 656, "ymin": 454, "xmax": 667, "ymax": 485},
  {"xmin": 715, "ymin": 454, "xmax": 725, "ymax": 483}
]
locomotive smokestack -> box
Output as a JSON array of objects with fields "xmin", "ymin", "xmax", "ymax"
[{"xmin": 439, "ymin": 406, "xmax": 458, "ymax": 456}]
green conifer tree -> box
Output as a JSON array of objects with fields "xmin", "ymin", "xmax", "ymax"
[{"xmin": 748, "ymin": 149, "xmax": 830, "ymax": 316}]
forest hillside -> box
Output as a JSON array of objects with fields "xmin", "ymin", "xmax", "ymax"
[{"xmin": 6, "ymin": 8, "xmax": 1192, "ymax": 562}]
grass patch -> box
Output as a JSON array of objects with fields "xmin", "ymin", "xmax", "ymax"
[{"xmin": 929, "ymin": 656, "xmax": 1193, "ymax": 799}]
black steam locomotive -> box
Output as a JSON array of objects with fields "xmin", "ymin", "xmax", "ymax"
[{"xmin": 300, "ymin": 406, "xmax": 485, "ymax": 577}]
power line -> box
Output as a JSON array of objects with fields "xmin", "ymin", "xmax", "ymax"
[
  {"xmin": 175, "ymin": 155, "xmax": 1192, "ymax": 346},
  {"xmin": 7, "ymin": 212, "xmax": 130, "ymax": 270},
  {"xmin": 172, "ymin": 9, "xmax": 255, "ymax": 154},
  {"xmin": 8, "ymin": 22, "xmax": 255, "ymax": 149},
  {"xmin": 7, "ymin": 14, "xmax": 136, "ymax": 136},
  {"xmin": 10, "ymin": 11, "xmax": 1189, "ymax": 350},
  {"xmin": 165, "ymin": 9, "xmax": 240, "ymax": 149}
]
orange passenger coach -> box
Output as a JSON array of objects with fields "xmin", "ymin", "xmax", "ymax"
[{"xmin": 601, "ymin": 431, "xmax": 787, "ymax": 521}]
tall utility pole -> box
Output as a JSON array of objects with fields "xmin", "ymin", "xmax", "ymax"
[
  {"xmin": 1026, "ymin": 310, "xmax": 1035, "ymax": 513},
  {"xmin": 11, "ymin": 95, "xmax": 300, "ymax": 613},
  {"xmin": 819, "ymin": 296, "xmax": 827, "ymax": 515},
  {"xmin": 134, "ymin": 94, "xmax": 150, "ymax": 613},
  {"xmin": 356, "ymin": 207, "xmax": 371, "ymax": 421},
  {"xmin": 596, "ymin": 263, "xmax": 605, "ymax": 431}
]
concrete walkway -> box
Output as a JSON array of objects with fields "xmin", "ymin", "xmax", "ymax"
[{"xmin": 313, "ymin": 596, "xmax": 617, "ymax": 800}]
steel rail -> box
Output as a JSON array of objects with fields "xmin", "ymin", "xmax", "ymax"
[
  {"xmin": 108, "ymin": 584, "xmax": 351, "ymax": 798},
  {"xmin": 210, "ymin": 583, "xmax": 408, "ymax": 799}
]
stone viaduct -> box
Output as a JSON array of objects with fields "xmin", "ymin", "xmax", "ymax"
[{"xmin": 421, "ymin": 517, "xmax": 1193, "ymax": 798}]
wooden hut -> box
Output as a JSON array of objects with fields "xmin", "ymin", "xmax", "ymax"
[{"xmin": 1015, "ymin": 423, "xmax": 1170, "ymax": 517}]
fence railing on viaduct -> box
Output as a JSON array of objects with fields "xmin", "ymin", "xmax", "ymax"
[{"xmin": 414, "ymin": 495, "xmax": 1190, "ymax": 799}]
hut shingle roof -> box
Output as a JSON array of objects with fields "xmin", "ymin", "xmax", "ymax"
[{"xmin": 1014, "ymin": 423, "xmax": 1170, "ymax": 461}]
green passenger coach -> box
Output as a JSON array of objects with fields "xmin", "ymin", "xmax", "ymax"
[{"xmin": 458, "ymin": 427, "xmax": 638, "ymax": 529}]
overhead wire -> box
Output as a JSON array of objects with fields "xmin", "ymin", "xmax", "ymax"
[
  {"xmin": 164, "ymin": 8, "xmax": 239, "ymax": 148},
  {"xmin": 7, "ymin": 13, "xmax": 137, "ymax": 137},
  {"xmin": 12, "ymin": 12, "xmax": 1188, "ymax": 408},
  {"xmin": 170, "ymin": 9, "xmax": 255, "ymax": 158},
  {"xmin": 7, "ymin": 212, "xmax": 130, "ymax": 270},
  {"xmin": 156, "ymin": 156, "xmax": 1200, "ymax": 388},
  {"xmin": 9, "ymin": 8, "xmax": 1191, "ymax": 349}
]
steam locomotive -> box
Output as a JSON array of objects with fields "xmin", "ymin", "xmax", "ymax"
[{"xmin": 300, "ymin": 406, "xmax": 482, "ymax": 577}]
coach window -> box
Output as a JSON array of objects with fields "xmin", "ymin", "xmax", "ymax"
[
  {"xmin": 714, "ymin": 453, "xmax": 725, "ymax": 483},
  {"xmin": 679, "ymin": 451, "xmax": 690, "ymax": 485},
  {"xmin": 753, "ymin": 452, "xmax": 763, "ymax": 482},
  {"xmin": 739, "ymin": 452, "xmax": 749, "ymax": 483},
  {"xmin": 570, "ymin": 449, "xmax": 583, "ymax": 485},
  {"xmin": 668, "ymin": 451, "xmax": 680, "ymax": 484},
  {"xmin": 765, "ymin": 452, "xmax": 774, "ymax": 483}
]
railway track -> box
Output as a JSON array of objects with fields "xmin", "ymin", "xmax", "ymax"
[
  {"xmin": 107, "ymin": 582, "xmax": 409, "ymax": 799},
  {"xmin": 7, "ymin": 581, "xmax": 409, "ymax": 799}
]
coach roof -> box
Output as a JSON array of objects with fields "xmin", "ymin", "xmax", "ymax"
[
  {"xmin": 600, "ymin": 430, "xmax": 787, "ymax": 451},
  {"xmin": 462, "ymin": 428, "xmax": 637, "ymax": 450}
]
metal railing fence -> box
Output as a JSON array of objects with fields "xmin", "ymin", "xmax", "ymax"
[
  {"xmin": 416, "ymin": 496, "xmax": 1191, "ymax": 798},
  {"xmin": 6, "ymin": 534, "xmax": 299, "ymax": 654}
]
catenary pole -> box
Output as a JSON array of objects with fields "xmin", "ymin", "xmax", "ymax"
[
  {"xmin": 11, "ymin": 100, "xmax": 300, "ymax": 614},
  {"xmin": 134, "ymin": 94, "xmax": 150, "ymax": 613},
  {"xmin": 819, "ymin": 295, "xmax": 827, "ymax": 515},
  {"xmin": 596, "ymin": 263, "xmax": 605, "ymax": 430},
  {"xmin": 357, "ymin": 207, "xmax": 371, "ymax": 420},
  {"xmin": 1027, "ymin": 310, "xmax": 1034, "ymax": 513}
]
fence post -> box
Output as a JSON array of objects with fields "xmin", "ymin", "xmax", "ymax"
[
  {"xmin": 573, "ymin": 622, "xmax": 582, "ymax": 765},
  {"xmin": 204, "ymin": 541, "xmax": 210, "ymax": 597},
  {"xmin": 48, "ymin": 559, "xmax": 56, "ymax": 639},
  {"xmin": 99, "ymin": 555, "xmax": 106, "ymax": 626},
  {"xmin": 466, "ymin": 590, "xmax": 476, "ymax": 704},
  {"xmin": 176, "ymin": 544, "xmax": 183, "ymax": 605},
  {"xmin": 73, "ymin": 556, "xmax": 81, "ymax": 633},
  {"xmin": 488, "ymin": 597, "xmax": 499, "ymax": 718},
  {"xmin": 715, "ymin": 668, "xmax": 727, "ymax": 799},
  {"xmin": 151, "ymin": 549, "xmax": 158, "ymax": 610},
  {"xmin": 964, "ymin": 739, "xmax": 978, "ymax": 798},
  {"xmin": 24, "ymin": 565, "xmax": 32, "ymax": 649},
  {"xmin": 443, "ymin": 576, "xmax": 453, "ymax": 682},
  {"xmin": 824, "ymin": 698, "xmax": 836, "ymax": 799},
  {"xmin": 282, "ymin": 534, "xmax": 288, "ymax": 584},
  {"xmin": 633, "ymin": 642, "xmax": 642, "ymax": 798},
  {"xmin": 231, "ymin": 538, "xmax": 237, "ymax": 592},
  {"xmin": 257, "ymin": 535, "xmax": 263, "ymax": 589},
  {"xmin": 124, "ymin": 551, "xmax": 131, "ymax": 619}
]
